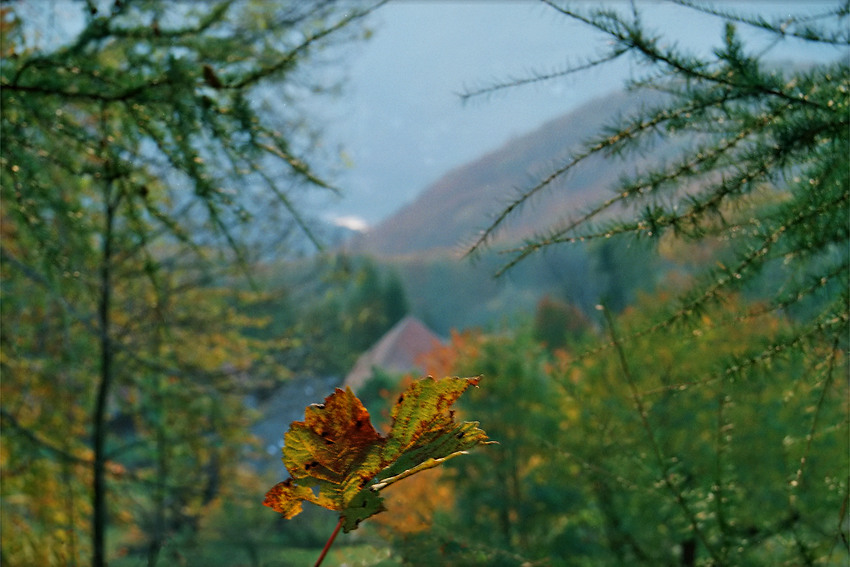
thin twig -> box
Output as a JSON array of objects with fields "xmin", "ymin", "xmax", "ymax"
[
  {"xmin": 313, "ymin": 517, "xmax": 343, "ymax": 567},
  {"xmin": 601, "ymin": 305, "xmax": 720, "ymax": 564}
]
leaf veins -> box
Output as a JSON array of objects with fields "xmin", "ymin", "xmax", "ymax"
[{"xmin": 263, "ymin": 376, "xmax": 491, "ymax": 532}]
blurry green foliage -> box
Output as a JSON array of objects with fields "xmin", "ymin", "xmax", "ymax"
[
  {"xmin": 443, "ymin": 3, "xmax": 849, "ymax": 563},
  {"xmin": 384, "ymin": 294, "xmax": 846, "ymax": 566},
  {"xmin": 252, "ymin": 255, "xmax": 410, "ymax": 378},
  {"xmin": 0, "ymin": 1, "xmax": 380, "ymax": 565},
  {"xmin": 533, "ymin": 295, "xmax": 592, "ymax": 351}
]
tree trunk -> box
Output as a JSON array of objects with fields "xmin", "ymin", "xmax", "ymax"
[
  {"xmin": 93, "ymin": 185, "xmax": 116, "ymax": 567},
  {"xmin": 681, "ymin": 538, "xmax": 696, "ymax": 567}
]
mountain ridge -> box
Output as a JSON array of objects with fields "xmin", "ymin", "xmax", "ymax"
[{"xmin": 349, "ymin": 88, "xmax": 667, "ymax": 257}]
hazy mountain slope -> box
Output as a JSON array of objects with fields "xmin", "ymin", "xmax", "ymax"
[{"xmin": 351, "ymin": 88, "xmax": 669, "ymax": 257}]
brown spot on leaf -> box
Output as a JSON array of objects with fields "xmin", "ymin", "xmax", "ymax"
[{"xmin": 266, "ymin": 377, "xmax": 489, "ymax": 530}]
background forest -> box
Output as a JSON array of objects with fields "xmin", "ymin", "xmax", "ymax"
[{"xmin": 1, "ymin": 1, "xmax": 847, "ymax": 567}]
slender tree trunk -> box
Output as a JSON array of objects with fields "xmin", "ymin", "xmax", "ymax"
[
  {"xmin": 93, "ymin": 186, "xmax": 116, "ymax": 567},
  {"xmin": 147, "ymin": 284, "xmax": 168, "ymax": 567},
  {"xmin": 681, "ymin": 538, "xmax": 697, "ymax": 567}
]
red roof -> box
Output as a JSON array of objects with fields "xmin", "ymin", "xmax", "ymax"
[{"xmin": 343, "ymin": 316, "xmax": 443, "ymax": 391}]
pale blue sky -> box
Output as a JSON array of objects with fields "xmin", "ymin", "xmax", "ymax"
[
  {"xmin": 19, "ymin": 1, "xmax": 844, "ymax": 231},
  {"xmin": 315, "ymin": 1, "xmax": 845, "ymax": 230}
]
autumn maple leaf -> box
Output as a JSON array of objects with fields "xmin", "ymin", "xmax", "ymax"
[{"xmin": 264, "ymin": 376, "xmax": 491, "ymax": 533}]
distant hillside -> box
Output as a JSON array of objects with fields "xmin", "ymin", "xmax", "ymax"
[{"xmin": 350, "ymin": 88, "xmax": 672, "ymax": 257}]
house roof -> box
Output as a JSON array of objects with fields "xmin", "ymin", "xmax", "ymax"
[{"xmin": 343, "ymin": 315, "xmax": 443, "ymax": 391}]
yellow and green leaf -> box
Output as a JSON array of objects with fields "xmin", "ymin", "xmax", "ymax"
[{"xmin": 263, "ymin": 376, "xmax": 491, "ymax": 532}]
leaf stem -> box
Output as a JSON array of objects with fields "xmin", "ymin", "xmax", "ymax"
[
  {"xmin": 313, "ymin": 517, "xmax": 343, "ymax": 567},
  {"xmin": 371, "ymin": 451, "xmax": 469, "ymax": 491}
]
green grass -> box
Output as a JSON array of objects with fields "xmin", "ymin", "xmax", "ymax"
[{"xmin": 108, "ymin": 542, "xmax": 400, "ymax": 567}]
